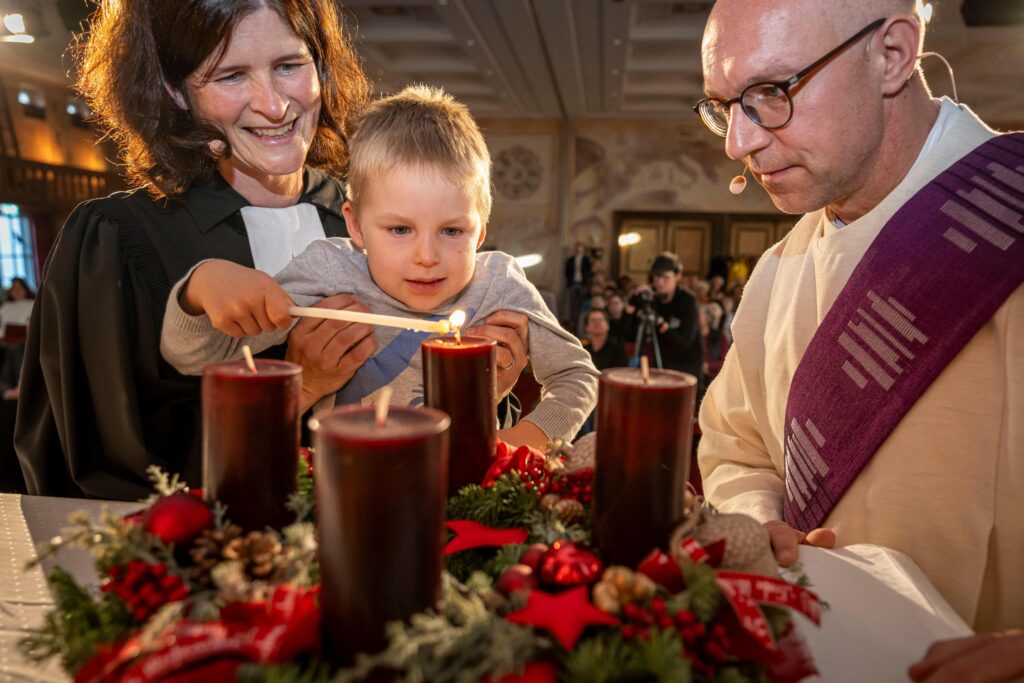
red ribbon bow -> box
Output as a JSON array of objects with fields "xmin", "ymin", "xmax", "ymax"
[{"xmin": 681, "ymin": 537, "xmax": 821, "ymax": 651}]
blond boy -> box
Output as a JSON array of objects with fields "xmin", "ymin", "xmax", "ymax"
[{"xmin": 161, "ymin": 86, "xmax": 598, "ymax": 448}]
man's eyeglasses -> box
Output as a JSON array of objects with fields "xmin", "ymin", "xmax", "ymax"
[{"xmin": 693, "ymin": 18, "xmax": 886, "ymax": 137}]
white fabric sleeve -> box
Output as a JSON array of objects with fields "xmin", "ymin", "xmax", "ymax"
[{"xmin": 697, "ymin": 342, "xmax": 785, "ymax": 524}]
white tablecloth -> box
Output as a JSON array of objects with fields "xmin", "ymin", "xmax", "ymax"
[{"xmin": 0, "ymin": 494, "xmax": 972, "ymax": 682}]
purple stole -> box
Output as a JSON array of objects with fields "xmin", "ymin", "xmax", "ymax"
[{"xmin": 783, "ymin": 133, "xmax": 1024, "ymax": 532}]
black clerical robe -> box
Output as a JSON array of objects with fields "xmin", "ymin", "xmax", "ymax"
[{"xmin": 15, "ymin": 169, "xmax": 348, "ymax": 500}]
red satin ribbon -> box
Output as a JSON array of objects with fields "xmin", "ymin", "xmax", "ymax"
[{"xmin": 681, "ymin": 536, "xmax": 821, "ymax": 651}]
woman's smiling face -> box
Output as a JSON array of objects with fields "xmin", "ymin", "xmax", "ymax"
[{"xmin": 182, "ymin": 7, "xmax": 322, "ymax": 192}]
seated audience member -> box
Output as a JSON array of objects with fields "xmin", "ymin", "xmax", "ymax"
[
  {"xmin": 582, "ymin": 308, "xmax": 628, "ymax": 371},
  {"xmin": 0, "ymin": 277, "xmax": 33, "ymax": 340}
]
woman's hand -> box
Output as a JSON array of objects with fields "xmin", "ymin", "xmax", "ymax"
[
  {"xmin": 285, "ymin": 293, "xmax": 376, "ymax": 413},
  {"xmin": 182, "ymin": 259, "xmax": 292, "ymax": 337},
  {"xmin": 465, "ymin": 311, "xmax": 529, "ymax": 399}
]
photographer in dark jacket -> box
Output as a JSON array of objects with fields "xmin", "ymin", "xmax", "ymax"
[{"xmin": 629, "ymin": 253, "xmax": 703, "ymax": 381}]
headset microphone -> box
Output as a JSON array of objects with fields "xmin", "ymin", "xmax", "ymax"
[{"xmin": 729, "ymin": 166, "xmax": 749, "ymax": 195}]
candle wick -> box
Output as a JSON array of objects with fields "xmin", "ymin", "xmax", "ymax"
[
  {"xmin": 242, "ymin": 345, "xmax": 257, "ymax": 373},
  {"xmin": 454, "ymin": 327, "xmax": 462, "ymax": 344},
  {"xmin": 375, "ymin": 387, "xmax": 394, "ymax": 428},
  {"xmin": 640, "ymin": 356, "xmax": 650, "ymax": 384}
]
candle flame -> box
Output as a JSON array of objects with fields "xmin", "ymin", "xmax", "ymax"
[
  {"xmin": 448, "ymin": 309, "xmax": 466, "ymax": 344},
  {"xmin": 375, "ymin": 387, "xmax": 394, "ymax": 428},
  {"xmin": 242, "ymin": 345, "xmax": 257, "ymax": 373}
]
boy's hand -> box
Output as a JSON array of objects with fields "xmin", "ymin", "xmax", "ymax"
[
  {"xmin": 181, "ymin": 260, "xmax": 293, "ymax": 337},
  {"xmin": 466, "ymin": 310, "xmax": 529, "ymax": 399},
  {"xmin": 497, "ymin": 420, "xmax": 548, "ymax": 451}
]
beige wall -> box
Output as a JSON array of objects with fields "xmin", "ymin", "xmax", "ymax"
[
  {"xmin": 477, "ymin": 116, "xmax": 789, "ymax": 298},
  {"xmin": 568, "ymin": 118, "xmax": 778, "ymax": 251},
  {"xmin": 478, "ymin": 118, "xmax": 565, "ymax": 295}
]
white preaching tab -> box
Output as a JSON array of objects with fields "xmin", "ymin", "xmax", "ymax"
[{"xmin": 241, "ymin": 203, "xmax": 326, "ymax": 276}]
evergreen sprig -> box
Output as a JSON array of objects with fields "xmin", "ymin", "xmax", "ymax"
[
  {"xmin": 562, "ymin": 628, "xmax": 693, "ymax": 682},
  {"xmin": 237, "ymin": 662, "xmax": 333, "ymax": 683},
  {"xmin": 332, "ymin": 573, "xmax": 550, "ymax": 683},
  {"xmin": 446, "ymin": 473, "xmax": 539, "ymax": 529},
  {"xmin": 18, "ymin": 567, "xmax": 135, "ymax": 674},
  {"xmin": 680, "ymin": 563, "xmax": 724, "ymax": 623}
]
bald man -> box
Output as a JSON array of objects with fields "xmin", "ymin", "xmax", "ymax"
[{"xmin": 693, "ymin": 0, "xmax": 1023, "ymax": 669}]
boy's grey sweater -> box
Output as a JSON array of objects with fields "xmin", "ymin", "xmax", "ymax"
[{"xmin": 161, "ymin": 238, "xmax": 599, "ymax": 442}]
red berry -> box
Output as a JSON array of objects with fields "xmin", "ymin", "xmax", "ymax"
[
  {"xmin": 496, "ymin": 564, "xmax": 538, "ymax": 596},
  {"xmin": 519, "ymin": 543, "xmax": 549, "ymax": 570}
]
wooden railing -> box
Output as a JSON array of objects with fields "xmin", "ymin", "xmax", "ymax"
[{"xmin": 0, "ymin": 157, "xmax": 125, "ymax": 207}]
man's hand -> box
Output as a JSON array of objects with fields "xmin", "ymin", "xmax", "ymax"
[
  {"xmin": 285, "ymin": 293, "xmax": 376, "ymax": 413},
  {"xmin": 908, "ymin": 630, "xmax": 1024, "ymax": 683},
  {"xmin": 763, "ymin": 519, "xmax": 836, "ymax": 566},
  {"xmin": 465, "ymin": 310, "xmax": 529, "ymax": 399},
  {"xmin": 182, "ymin": 259, "xmax": 292, "ymax": 337}
]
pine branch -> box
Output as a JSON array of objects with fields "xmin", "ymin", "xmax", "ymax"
[
  {"xmin": 18, "ymin": 567, "xmax": 134, "ymax": 674},
  {"xmin": 237, "ymin": 662, "xmax": 333, "ymax": 683},
  {"xmin": 332, "ymin": 574, "xmax": 549, "ymax": 683},
  {"xmin": 446, "ymin": 474, "xmax": 539, "ymax": 529},
  {"xmin": 681, "ymin": 563, "xmax": 723, "ymax": 624}
]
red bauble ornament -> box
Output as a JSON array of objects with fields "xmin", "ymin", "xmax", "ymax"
[
  {"xmin": 143, "ymin": 493, "xmax": 213, "ymax": 547},
  {"xmin": 537, "ymin": 540, "xmax": 603, "ymax": 588},
  {"xmin": 496, "ymin": 564, "xmax": 539, "ymax": 596},
  {"xmin": 519, "ymin": 543, "xmax": 549, "ymax": 570}
]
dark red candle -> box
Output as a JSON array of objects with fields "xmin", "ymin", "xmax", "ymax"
[
  {"xmin": 202, "ymin": 359, "xmax": 301, "ymax": 531},
  {"xmin": 591, "ymin": 368, "xmax": 697, "ymax": 567},
  {"xmin": 314, "ymin": 405, "xmax": 450, "ymax": 665},
  {"xmin": 422, "ymin": 336, "xmax": 497, "ymax": 496}
]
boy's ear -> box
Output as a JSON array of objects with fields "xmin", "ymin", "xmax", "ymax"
[
  {"xmin": 475, "ymin": 223, "xmax": 487, "ymax": 249},
  {"xmin": 343, "ymin": 201, "xmax": 366, "ymax": 250}
]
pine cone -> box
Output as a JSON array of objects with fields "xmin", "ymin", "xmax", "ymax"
[
  {"xmin": 223, "ymin": 530, "xmax": 284, "ymax": 581},
  {"xmin": 552, "ymin": 498, "xmax": 584, "ymax": 525},
  {"xmin": 189, "ymin": 524, "xmax": 244, "ymax": 584},
  {"xmin": 539, "ymin": 493, "xmax": 560, "ymax": 512},
  {"xmin": 592, "ymin": 566, "xmax": 656, "ymax": 614}
]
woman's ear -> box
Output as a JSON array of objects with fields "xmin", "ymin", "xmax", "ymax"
[
  {"xmin": 164, "ymin": 80, "xmax": 189, "ymax": 110},
  {"xmin": 342, "ymin": 201, "xmax": 366, "ymax": 250}
]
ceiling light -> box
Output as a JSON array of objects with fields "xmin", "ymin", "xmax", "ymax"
[
  {"xmin": 618, "ymin": 232, "xmax": 641, "ymax": 247},
  {"xmin": 3, "ymin": 13, "xmax": 25, "ymax": 33},
  {"xmin": 515, "ymin": 254, "xmax": 543, "ymax": 269}
]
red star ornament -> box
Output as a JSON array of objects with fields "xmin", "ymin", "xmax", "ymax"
[
  {"xmin": 444, "ymin": 521, "xmax": 529, "ymax": 555},
  {"xmin": 505, "ymin": 586, "xmax": 619, "ymax": 650}
]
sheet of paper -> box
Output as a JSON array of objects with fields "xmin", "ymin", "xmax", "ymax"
[{"xmin": 792, "ymin": 544, "xmax": 973, "ymax": 682}]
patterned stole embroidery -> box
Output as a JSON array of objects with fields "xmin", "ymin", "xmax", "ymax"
[{"xmin": 783, "ymin": 133, "xmax": 1024, "ymax": 532}]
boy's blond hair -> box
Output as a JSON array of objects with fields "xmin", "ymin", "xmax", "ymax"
[{"xmin": 346, "ymin": 85, "xmax": 492, "ymax": 223}]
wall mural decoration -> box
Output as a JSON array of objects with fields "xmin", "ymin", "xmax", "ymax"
[
  {"xmin": 569, "ymin": 120, "xmax": 778, "ymax": 251},
  {"xmin": 493, "ymin": 145, "xmax": 544, "ymax": 201}
]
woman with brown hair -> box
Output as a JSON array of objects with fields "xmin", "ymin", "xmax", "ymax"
[{"xmin": 16, "ymin": 0, "xmax": 529, "ymax": 500}]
